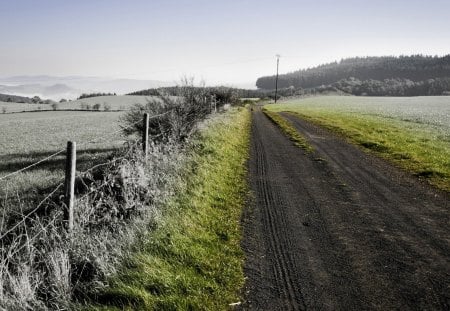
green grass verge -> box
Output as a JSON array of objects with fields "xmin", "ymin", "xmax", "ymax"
[
  {"xmin": 262, "ymin": 108, "xmax": 313, "ymax": 152},
  {"xmin": 85, "ymin": 108, "xmax": 251, "ymax": 310},
  {"xmin": 266, "ymin": 103, "xmax": 450, "ymax": 191}
]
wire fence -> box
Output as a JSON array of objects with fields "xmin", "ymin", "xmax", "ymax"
[
  {"xmin": 0, "ymin": 111, "xmax": 169, "ymax": 183},
  {"xmin": 0, "ymin": 111, "xmax": 169, "ymax": 240}
]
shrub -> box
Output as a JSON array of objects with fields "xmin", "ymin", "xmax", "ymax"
[
  {"xmin": 103, "ymin": 103, "xmax": 111, "ymax": 111},
  {"xmin": 51, "ymin": 103, "xmax": 58, "ymax": 111},
  {"xmin": 210, "ymin": 87, "xmax": 240, "ymax": 107},
  {"xmin": 93, "ymin": 103, "xmax": 101, "ymax": 111},
  {"xmin": 121, "ymin": 80, "xmax": 211, "ymax": 142}
]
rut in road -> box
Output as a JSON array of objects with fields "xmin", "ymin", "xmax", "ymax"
[{"xmin": 241, "ymin": 108, "xmax": 449, "ymax": 311}]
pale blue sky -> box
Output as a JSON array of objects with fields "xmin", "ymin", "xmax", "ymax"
[{"xmin": 0, "ymin": 0, "xmax": 449, "ymax": 86}]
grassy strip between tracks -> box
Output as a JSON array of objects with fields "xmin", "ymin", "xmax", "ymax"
[
  {"xmin": 262, "ymin": 108, "xmax": 313, "ymax": 152},
  {"xmin": 85, "ymin": 108, "xmax": 251, "ymax": 310},
  {"xmin": 265, "ymin": 104, "xmax": 450, "ymax": 192}
]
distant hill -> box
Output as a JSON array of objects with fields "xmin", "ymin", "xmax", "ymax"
[
  {"xmin": 0, "ymin": 93, "xmax": 33, "ymax": 103},
  {"xmin": 256, "ymin": 55, "xmax": 450, "ymax": 96},
  {"xmin": 0, "ymin": 83, "xmax": 77, "ymax": 99},
  {"xmin": 0, "ymin": 76, "xmax": 171, "ymax": 100}
]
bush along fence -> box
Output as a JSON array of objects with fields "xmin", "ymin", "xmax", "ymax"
[
  {"xmin": 0, "ymin": 91, "xmax": 229, "ymax": 309},
  {"xmin": 62, "ymin": 113, "xmax": 151, "ymax": 232}
]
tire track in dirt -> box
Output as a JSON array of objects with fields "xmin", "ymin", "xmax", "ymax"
[
  {"xmin": 240, "ymin": 108, "xmax": 449, "ymax": 310},
  {"xmin": 254, "ymin": 135, "xmax": 305, "ymax": 311}
]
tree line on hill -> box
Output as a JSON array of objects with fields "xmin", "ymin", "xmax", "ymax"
[
  {"xmin": 0, "ymin": 93, "xmax": 33, "ymax": 103},
  {"xmin": 77, "ymin": 92, "xmax": 116, "ymax": 100},
  {"xmin": 128, "ymin": 86, "xmax": 265, "ymax": 104},
  {"xmin": 256, "ymin": 55, "xmax": 450, "ymax": 96},
  {"xmin": 0, "ymin": 93, "xmax": 61, "ymax": 104}
]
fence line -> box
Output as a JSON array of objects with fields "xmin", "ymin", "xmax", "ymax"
[
  {"xmin": 0, "ymin": 154, "xmax": 131, "ymax": 240},
  {"xmin": 0, "ymin": 111, "xmax": 168, "ymax": 239},
  {"xmin": 0, "ymin": 111, "xmax": 169, "ymax": 184}
]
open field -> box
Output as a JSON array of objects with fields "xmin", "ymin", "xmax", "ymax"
[
  {"xmin": 0, "ymin": 95, "xmax": 156, "ymax": 113},
  {"xmin": 0, "ymin": 110, "xmax": 126, "ymax": 201},
  {"xmin": 266, "ymin": 96, "xmax": 450, "ymax": 191}
]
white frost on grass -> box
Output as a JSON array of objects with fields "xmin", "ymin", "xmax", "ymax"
[{"xmin": 283, "ymin": 96, "xmax": 450, "ymax": 138}]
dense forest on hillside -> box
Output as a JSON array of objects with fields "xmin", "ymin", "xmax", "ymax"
[{"xmin": 256, "ymin": 55, "xmax": 450, "ymax": 96}]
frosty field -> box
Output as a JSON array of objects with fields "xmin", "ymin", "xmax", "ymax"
[
  {"xmin": 277, "ymin": 96, "xmax": 450, "ymax": 137},
  {"xmin": 266, "ymin": 96, "xmax": 450, "ymax": 191},
  {"xmin": 0, "ymin": 110, "xmax": 126, "ymax": 197}
]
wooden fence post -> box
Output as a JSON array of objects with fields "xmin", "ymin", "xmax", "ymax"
[
  {"xmin": 143, "ymin": 113, "xmax": 149, "ymax": 160},
  {"xmin": 64, "ymin": 141, "xmax": 76, "ymax": 231}
]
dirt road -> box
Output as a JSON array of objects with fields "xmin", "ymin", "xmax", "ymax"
[{"xmin": 241, "ymin": 109, "xmax": 449, "ymax": 310}]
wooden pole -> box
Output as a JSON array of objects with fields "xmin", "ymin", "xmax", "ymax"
[
  {"xmin": 64, "ymin": 141, "xmax": 76, "ymax": 231},
  {"xmin": 143, "ymin": 113, "xmax": 149, "ymax": 160},
  {"xmin": 275, "ymin": 54, "xmax": 280, "ymax": 103}
]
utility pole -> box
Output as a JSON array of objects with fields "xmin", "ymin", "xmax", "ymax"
[{"xmin": 275, "ymin": 54, "xmax": 280, "ymax": 103}]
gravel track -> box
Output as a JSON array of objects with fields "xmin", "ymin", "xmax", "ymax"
[{"xmin": 240, "ymin": 108, "xmax": 449, "ymax": 310}]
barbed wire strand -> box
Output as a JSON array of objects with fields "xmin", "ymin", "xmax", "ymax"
[
  {"xmin": 0, "ymin": 149, "xmax": 65, "ymax": 183},
  {"xmin": 0, "ymin": 182, "xmax": 64, "ymax": 241}
]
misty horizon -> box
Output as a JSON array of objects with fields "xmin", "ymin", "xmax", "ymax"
[{"xmin": 1, "ymin": 0, "xmax": 450, "ymax": 86}]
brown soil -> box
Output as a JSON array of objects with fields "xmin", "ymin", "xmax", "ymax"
[{"xmin": 240, "ymin": 108, "xmax": 449, "ymax": 310}]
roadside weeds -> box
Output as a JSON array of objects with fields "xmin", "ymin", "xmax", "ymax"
[{"xmin": 85, "ymin": 108, "xmax": 251, "ymax": 310}]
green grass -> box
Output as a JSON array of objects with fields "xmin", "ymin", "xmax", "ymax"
[
  {"xmin": 266, "ymin": 97, "xmax": 450, "ymax": 191},
  {"xmin": 85, "ymin": 108, "xmax": 251, "ymax": 310},
  {"xmin": 262, "ymin": 108, "xmax": 313, "ymax": 152}
]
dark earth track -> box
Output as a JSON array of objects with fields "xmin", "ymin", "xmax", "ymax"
[{"xmin": 240, "ymin": 108, "xmax": 449, "ymax": 310}]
